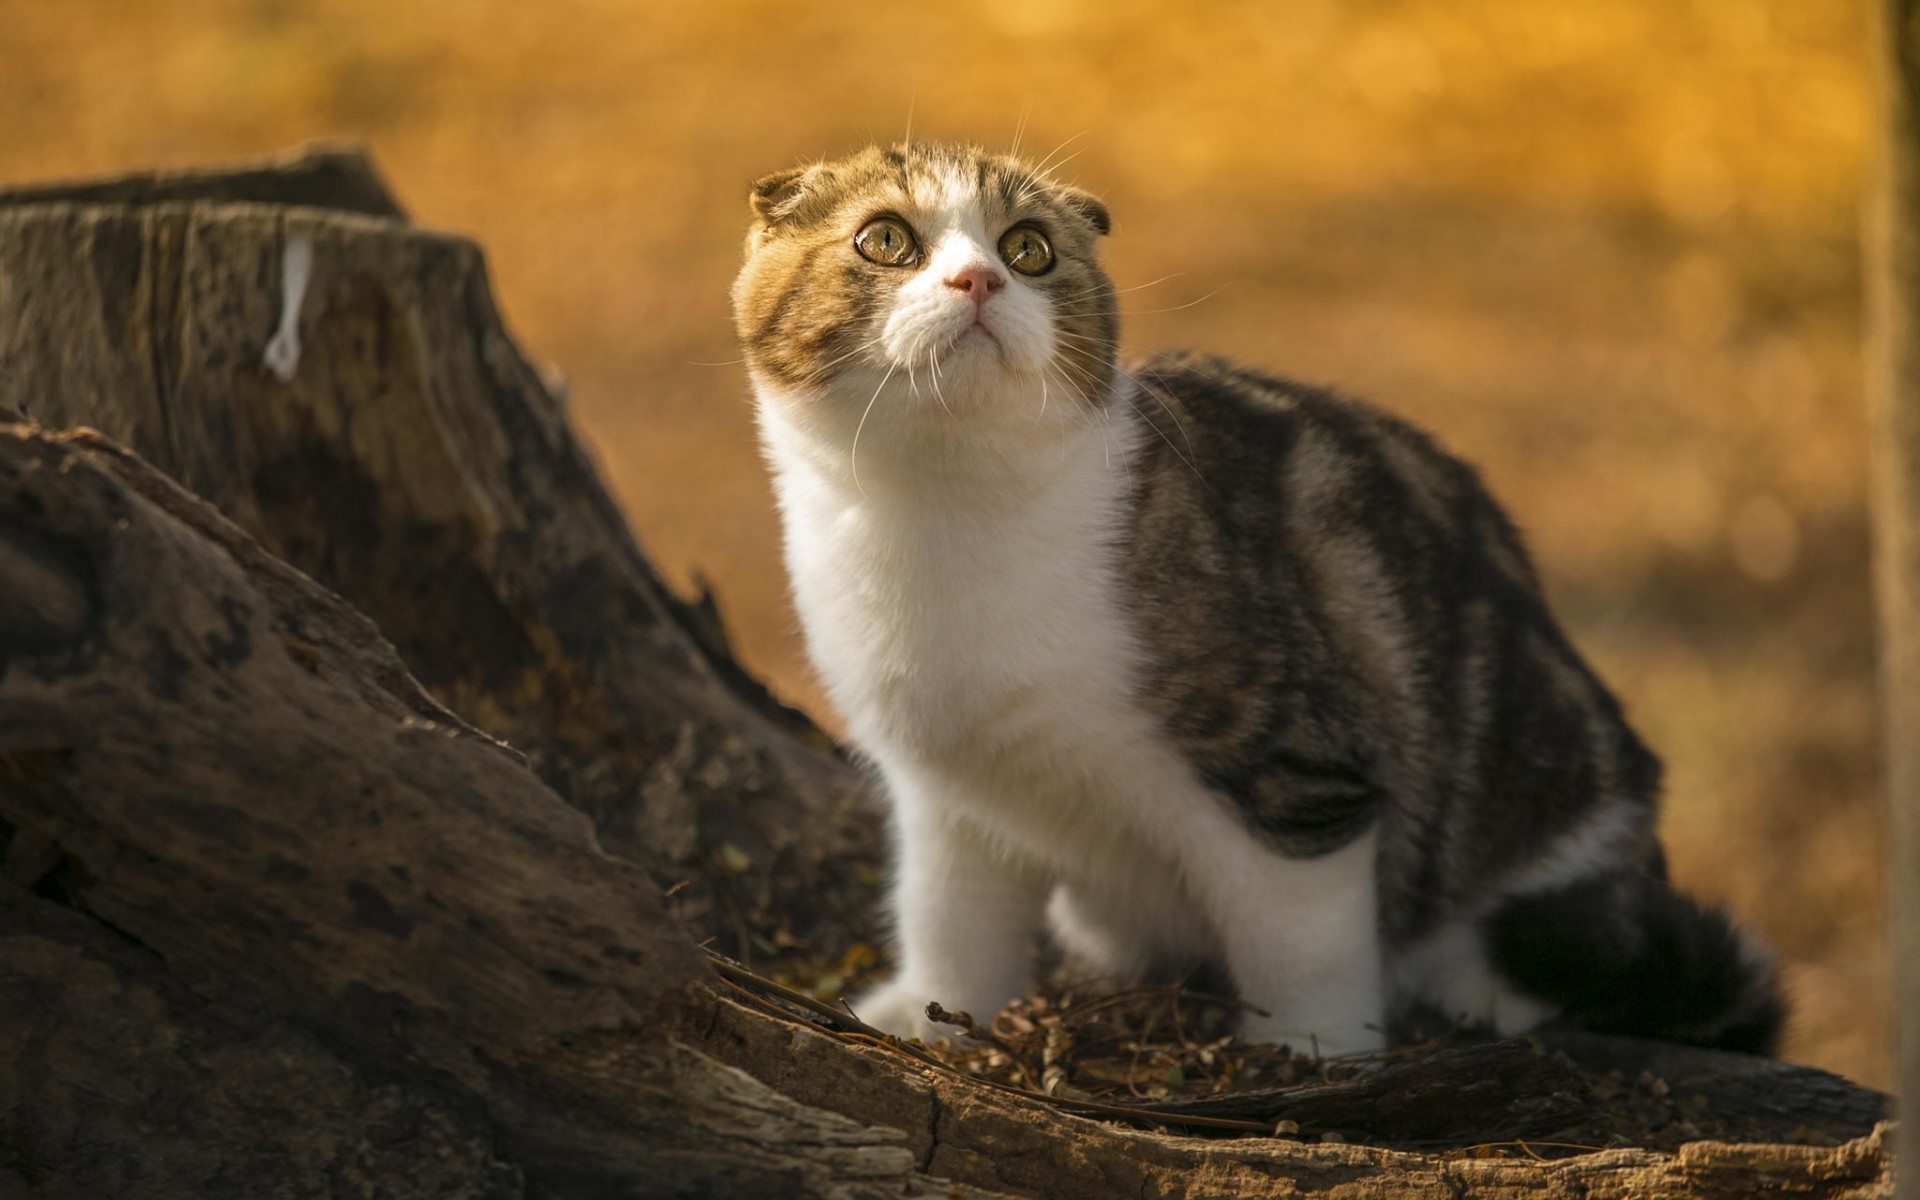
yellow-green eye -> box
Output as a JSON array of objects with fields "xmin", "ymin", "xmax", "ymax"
[
  {"xmin": 998, "ymin": 225, "xmax": 1054, "ymax": 276},
  {"xmin": 854, "ymin": 216, "xmax": 919, "ymax": 267}
]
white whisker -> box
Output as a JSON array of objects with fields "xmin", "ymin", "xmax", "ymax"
[
  {"xmin": 794, "ymin": 332, "xmax": 891, "ymax": 388},
  {"xmin": 930, "ymin": 345, "xmax": 953, "ymax": 415},
  {"xmin": 1029, "ymin": 130, "xmax": 1087, "ymax": 180},
  {"xmin": 1049, "ymin": 273, "xmax": 1186, "ymax": 306},
  {"xmin": 1124, "ymin": 372, "xmax": 1207, "ymax": 486},
  {"xmin": 849, "ymin": 361, "xmax": 898, "ymax": 497},
  {"xmin": 1011, "ymin": 130, "xmax": 1090, "ymax": 209},
  {"xmin": 1055, "ymin": 284, "xmax": 1230, "ymax": 319}
]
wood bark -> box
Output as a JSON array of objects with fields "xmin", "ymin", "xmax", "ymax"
[
  {"xmin": 0, "ymin": 423, "xmax": 994, "ymax": 1199},
  {"xmin": 0, "ymin": 146, "xmax": 880, "ymax": 976},
  {"xmin": 0, "ymin": 142, "xmax": 407, "ymax": 219},
  {"xmin": 1871, "ymin": 4, "xmax": 1920, "ymax": 1197},
  {"xmin": 0, "ymin": 148, "xmax": 1896, "ymax": 1198}
]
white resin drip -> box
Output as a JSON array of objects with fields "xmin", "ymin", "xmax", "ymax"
[{"xmin": 262, "ymin": 234, "xmax": 314, "ymax": 383}]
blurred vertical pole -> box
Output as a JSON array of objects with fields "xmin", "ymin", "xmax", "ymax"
[{"xmin": 1872, "ymin": 2, "xmax": 1920, "ymax": 1194}]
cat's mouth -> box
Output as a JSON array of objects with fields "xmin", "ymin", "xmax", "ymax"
[{"xmin": 946, "ymin": 319, "xmax": 1004, "ymax": 359}]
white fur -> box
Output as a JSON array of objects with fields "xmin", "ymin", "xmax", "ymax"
[
  {"xmin": 752, "ymin": 180, "xmax": 1387, "ymax": 1054},
  {"xmin": 1391, "ymin": 918, "xmax": 1558, "ymax": 1036},
  {"xmin": 1502, "ymin": 797, "xmax": 1648, "ymax": 897}
]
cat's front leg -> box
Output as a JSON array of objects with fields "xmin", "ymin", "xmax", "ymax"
[
  {"xmin": 853, "ymin": 788, "xmax": 1048, "ymax": 1043},
  {"xmin": 1191, "ymin": 824, "xmax": 1387, "ymax": 1057}
]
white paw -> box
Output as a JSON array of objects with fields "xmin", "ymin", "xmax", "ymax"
[
  {"xmin": 1240, "ymin": 1012, "xmax": 1386, "ymax": 1059},
  {"xmin": 848, "ymin": 979, "xmax": 959, "ymax": 1043}
]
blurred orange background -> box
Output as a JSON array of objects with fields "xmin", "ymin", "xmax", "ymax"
[{"xmin": 0, "ymin": 0, "xmax": 1886, "ymax": 1085}]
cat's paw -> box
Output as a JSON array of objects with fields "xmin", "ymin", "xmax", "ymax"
[
  {"xmin": 1240, "ymin": 1013, "xmax": 1386, "ymax": 1060},
  {"xmin": 848, "ymin": 979, "xmax": 956, "ymax": 1044}
]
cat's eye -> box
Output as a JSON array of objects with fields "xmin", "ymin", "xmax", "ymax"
[
  {"xmin": 998, "ymin": 225, "xmax": 1054, "ymax": 276},
  {"xmin": 854, "ymin": 217, "xmax": 920, "ymax": 267}
]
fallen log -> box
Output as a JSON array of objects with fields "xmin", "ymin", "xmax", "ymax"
[
  {"xmin": 0, "ymin": 423, "xmax": 954, "ymax": 1198},
  {"xmin": 0, "ymin": 149, "xmax": 1894, "ymax": 1198}
]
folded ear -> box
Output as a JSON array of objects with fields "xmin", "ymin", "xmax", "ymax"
[
  {"xmin": 1056, "ymin": 186, "xmax": 1112, "ymax": 237},
  {"xmin": 749, "ymin": 164, "xmax": 821, "ymax": 225}
]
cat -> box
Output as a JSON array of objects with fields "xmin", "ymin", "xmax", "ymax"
[{"xmin": 731, "ymin": 141, "xmax": 1783, "ymax": 1057}]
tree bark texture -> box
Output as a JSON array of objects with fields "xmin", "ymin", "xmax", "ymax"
[
  {"xmin": 0, "ymin": 148, "xmax": 880, "ymax": 975},
  {"xmin": 1870, "ymin": 4, "xmax": 1920, "ymax": 1197},
  {"xmin": 0, "ymin": 148, "xmax": 1896, "ymax": 1198},
  {"xmin": 0, "ymin": 424, "xmax": 969, "ymax": 1199},
  {"xmin": 0, "ymin": 142, "xmax": 407, "ymax": 220}
]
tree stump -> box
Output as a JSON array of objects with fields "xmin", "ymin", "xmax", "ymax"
[
  {"xmin": 0, "ymin": 144, "xmax": 879, "ymax": 978},
  {"xmin": 0, "ymin": 147, "xmax": 1895, "ymax": 1198}
]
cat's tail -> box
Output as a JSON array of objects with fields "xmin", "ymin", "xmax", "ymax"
[{"xmin": 1486, "ymin": 872, "xmax": 1785, "ymax": 1055}]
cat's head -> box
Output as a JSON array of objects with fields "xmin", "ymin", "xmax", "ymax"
[{"xmin": 732, "ymin": 143, "xmax": 1117, "ymax": 427}]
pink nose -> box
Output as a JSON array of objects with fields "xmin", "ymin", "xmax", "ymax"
[{"xmin": 945, "ymin": 265, "xmax": 1005, "ymax": 303}]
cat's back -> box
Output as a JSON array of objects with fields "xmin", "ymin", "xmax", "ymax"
[
  {"xmin": 1121, "ymin": 352, "xmax": 1515, "ymax": 560},
  {"xmin": 1115, "ymin": 350, "xmax": 1539, "ymax": 681},
  {"xmin": 1114, "ymin": 352, "xmax": 1662, "ymax": 937}
]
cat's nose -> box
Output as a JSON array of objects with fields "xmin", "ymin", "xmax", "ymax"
[{"xmin": 945, "ymin": 265, "xmax": 1005, "ymax": 303}]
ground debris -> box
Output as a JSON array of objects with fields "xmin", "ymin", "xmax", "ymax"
[
  {"xmin": 927, "ymin": 983, "xmax": 1317, "ymax": 1103},
  {"xmin": 723, "ymin": 955, "xmax": 1886, "ymax": 1156}
]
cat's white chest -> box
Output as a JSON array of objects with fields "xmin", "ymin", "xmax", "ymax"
[
  {"xmin": 762, "ymin": 403, "xmax": 1163, "ymax": 852},
  {"xmin": 778, "ymin": 453, "xmax": 1135, "ymax": 750}
]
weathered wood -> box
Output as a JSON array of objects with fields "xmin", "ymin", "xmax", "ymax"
[
  {"xmin": 691, "ymin": 991, "xmax": 1892, "ymax": 1200},
  {"xmin": 0, "ymin": 142, "xmax": 406, "ymax": 219},
  {"xmin": 0, "ymin": 185, "xmax": 880, "ymax": 974},
  {"xmin": 0, "ymin": 885, "xmax": 524, "ymax": 1198},
  {"xmin": 0, "ymin": 423, "xmax": 1000, "ymax": 1199},
  {"xmin": 1540, "ymin": 1032, "xmax": 1893, "ymax": 1148},
  {"xmin": 1870, "ymin": 3, "xmax": 1920, "ymax": 1195},
  {"xmin": 1100, "ymin": 1041, "xmax": 1592, "ymax": 1146}
]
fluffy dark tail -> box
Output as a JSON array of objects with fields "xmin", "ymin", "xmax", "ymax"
[{"xmin": 1487, "ymin": 873, "xmax": 1784, "ymax": 1055}]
